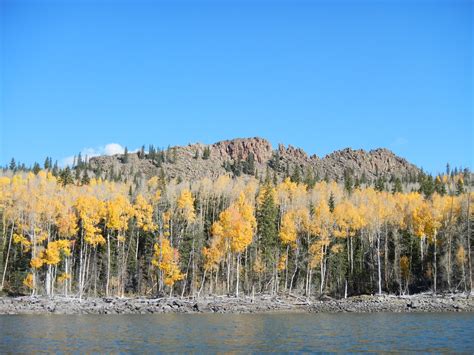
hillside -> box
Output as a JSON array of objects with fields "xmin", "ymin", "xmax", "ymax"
[{"xmin": 87, "ymin": 137, "xmax": 420, "ymax": 182}]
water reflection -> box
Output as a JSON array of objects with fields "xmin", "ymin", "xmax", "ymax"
[{"xmin": 1, "ymin": 313, "xmax": 473, "ymax": 352}]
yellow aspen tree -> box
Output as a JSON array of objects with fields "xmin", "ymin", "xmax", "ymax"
[
  {"xmin": 75, "ymin": 195, "xmax": 106, "ymax": 298},
  {"xmin": 209, "ymin": 192, "xmax": 256, "ymax": 296},
  {"xmin": 151, "ymin": 238, "xmax": 184, "ymax": 296},
  {"xmin": 309, "ymin": 199, "xmax": 333, "ymax": 295},
  {"xmin": 105, "ymin": 194, "xmax": 133, "ymax": 297}
]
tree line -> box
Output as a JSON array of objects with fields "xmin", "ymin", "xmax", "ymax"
[{"xmin": 0, "ymin": 168, "xmax": 471, "ymax": 299}]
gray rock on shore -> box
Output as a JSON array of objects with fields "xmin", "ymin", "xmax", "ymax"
[{"xmin": 0, "ymin": 293, "xmax": 473, "ymax": 315}]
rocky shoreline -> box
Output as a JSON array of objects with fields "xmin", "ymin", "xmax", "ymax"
[{"xmin": 0, "ymin": 293, "xmax": 473, "ymax": 315}]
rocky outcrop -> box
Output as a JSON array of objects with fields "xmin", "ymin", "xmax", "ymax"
[
  {"xmin": 319, "ymin": 147, "xmax": 419, "ymax": 181},
  {"xmin": 87, "ymin": 137, "xmax": 421, "ymax": 182},
  {"xmin": 211, "ymin": 137, "xmax": 273, "ymax": 164}
]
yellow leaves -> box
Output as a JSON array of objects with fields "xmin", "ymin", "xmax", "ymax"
[
  {"xmin": 75, "ymin": 195, "xmax": 106, "ymax": 246},
  {"xmin": 133, "ymin": 194, "xmax": 156, "ymax": 232},
  {"xmin": 177, "ymin": 189, "xmax": 196, "ymax": 223},
  {"xmin": 203, "ymin": 245, "xmax": 223, "ymax": 271},
  {"xmin": 13, "ymin": 234, "xmax": 31, "ymax": 252},
  {"xmin": 279, "ymin": 211, "xmax": 297, "ymax": 248},
  {"xmin": 254, "ymin": 253, "xmax": 266, "ymax": 273},
  {"xmin": 30, "ymin": 257, "xmax": 44, "ymax": 269},
  {"xmin": 279, "ymin": 207, "xmax": 309, "ymax": 248},
  {"xmin": 400, "ymin": 256, "xmax": 410, "ymax": 279},
  {"xmin": 152, "ymin": 238, "xmax": 184, "ymax": 287},
  {"xmin": 31, "ymin": 239, "xmax": 71, "ymax": 268},
  {"xmin": 57, "ymin": 272, "xmax": 71, "ymax": 283},
  {"xmin": 257, "ymin": 183, "xmax": 277, "ymax": 207},
  {"xmin": 106, "ymin": 195, "xmax": 133, "ymax": 232},
  {"xmin": 23, "ymin": 273, "xmax": 34, "ymax": 289},
  {"xmin": 331, "ymin": 243, "xmax": 343, "ymax": 254},
  {"xmin": 147, "ymin": 176, "xmax": 159, "ymax": 190},
  {"xmin": 411, "ymin": 199, "xmax": 440, "ymax": 242},
  {"xmin": 277, "ymin": 254, "xmax": 287, "ymax": 271},
  {"xmin": 308, "ymin": 241, "xmax": 324, "ymax": 268},
  {"xmin": 333, "ymin": 201, "xmax": 363, "ymax": 238},
  {"xmin": 456, "ymin": 246, "xmax": 466, "ymax": 266},
  {"xmin": 211, "ymin": 192, "xmax": 256, "ymax": 254}
]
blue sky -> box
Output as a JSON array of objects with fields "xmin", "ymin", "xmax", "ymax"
[{"xmin": 1, "ymin": 0, "xmax": 472, "ymax": 173}]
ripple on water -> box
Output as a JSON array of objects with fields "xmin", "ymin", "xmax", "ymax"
[{"xmin": 0, "ymin": 313, "xmax": 473, "ymax": 352}]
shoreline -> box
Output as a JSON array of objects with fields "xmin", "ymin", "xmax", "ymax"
[{"xmin": 1, "ymin": 293, "xmax": 473, "ymax": 315}]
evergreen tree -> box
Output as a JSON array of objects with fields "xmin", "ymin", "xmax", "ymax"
[
  {"xmin": 375, "ymin": 177, "xmax": 386, "ymax": 192},
  {"xmin": 434, "ymin": 176, "xmax": 446, "ymax": 196},
  {"xmin": 324, "ymin": 172, "xmax": 329, "ymax": 183},
  {"xmin": 290, "ymin": 165, "xmax": 301, "ymax": 183},
  {"xmin": 52, "ymin": 161, "xmax": 59, "ymax": 176},
  {"xmin": 9, "ymin": 158, "xmax": 16, "ymax": 171},
  {"xmin": 77, "ymin": 153, "xmax": 83, "ymax": 169},
  {"xmin": 124, "ymin": 147, "xmax": 129, "ymax": 163},
  {"xmin": 75, "ymin": 166, "xmax": 81, "ymax": 181},
  {"xmin": 32, "ymin": 162, "xmax": 41, "ymax": 174},
  {"xmin": 456, "ymin": 178, "xmax": 465, "ymax": 196},
  {"xmin": 81, "ymin": 170, "xmax": 90, "ymax": 185},
  {"xmin": 243, "ymin": 153, "xmax": 255, "ymax": 175},
  {"xmin": 344, "ymin": 169, "xmax": 354, "ymax": 195},
  {"xmin": 139, "ymin": 145, "xmax": 146, "ymax": 159},
  {"xmin": 202, "ymin": 146, "xmax": 210, "ymax": 160},
  {"xmin": 328, "ymin": 192, "xmax": 335, "ymax": 212},
  {"xmin": 44, "ymin": 157, "xmax": 51, "ymax": 170},
  {"xmin": 354, "ymin": 176, "xmax": 361, "ymax": 190},
  {"xmin": 419, "ymin": 175, "xmax": 435, "ymax": 198},
  {"xmin": 257, "ymin": 182, "xmax": 278, "ymax": 262},
  {"xmin": 269, "ymin": 151, "xmax": 280, "ymax": 171},
  {"xmin": 59, "ymin": 167, "xmax": 74, "ymax": 186},
  {"xmin": 304, "ymin": 168, "xmax": 315, "ymax": 188},
  {"xmin": 392, "ymin": 177, "xmax": 403, "ymax": 194}
]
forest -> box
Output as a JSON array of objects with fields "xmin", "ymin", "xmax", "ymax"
[{"xmin": 0, "ymin": 166, "xmax": 472, "ymax": 300}]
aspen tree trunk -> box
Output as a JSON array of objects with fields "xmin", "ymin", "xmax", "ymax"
[
  {"xmin": 320, "ymin": 245, "xmax": 325, "ymax": 294},
  {"xmin": 377, "ymin": 231, "xmax": 382, "ymax": 296},
  {"xmin": 447, "ymin": 195, "xmax": 455, "ymax": 290},
  {"xmin": 79, "ymin": 232, "xmax": 83, "ymax": 300},
  {"xmin": 65, "ymin": 257, "xmax": 69, "ymax": 297},
  {"xmin": 308, "ymin": 268, "xmax": 312, "ymax": 298},
  {"xmin": 384, "ymin": 226, "xmax": 389, "ymax": 292},
  {"xmin": 284, "ymin": 245, "xmax": 289, "ymax": 292},
  {"xmin": 46, "ymin": 264, "xmax": 52, "ymax": 297},
  {"xmin": 1, "ymin": 222, "xmax": 14, "ymax": 291},
  {"xmin": 198, "ymin": 268, "xmax": 207, "ymax": 297},
  {"xmin": 236, "ymin": 253, "xmax": 240, "ymax": 297},
  {"xmin": 106, "ymin": 231, "xmax": 110, "ymax": 297},
  {"xmin": 191, "ymin": 235, "xmax": 195, "ymax": 297},
  {"xmin": 350, "ymin": 236, "xmax": 354, "ymax": 274},
  {"xmin": 226, "ymin": 251, "xmax": 231, "ymax": 294},
  {"xmin": 394, "ymin": 230, "xmax": 401, "ymax": 295},
  {"xmin": 433, "ymin": 231, "xmax": 437, "ymax": 294},
  {"xmin": 467, "ymin": 194, "xmax": 472, "ymax": 296},
  {"xmin": 290, "ymin": 247, "xmax": 299, "ymax": 294}
]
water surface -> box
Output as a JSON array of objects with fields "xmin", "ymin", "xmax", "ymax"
[{"xmin": 1, "ymin": 313, "xmax": 473, "ymax": 352}]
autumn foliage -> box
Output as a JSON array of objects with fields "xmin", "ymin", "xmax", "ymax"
[{"xmin": 0, "ymin": 169, "xmax": 471, "ymax": 298}]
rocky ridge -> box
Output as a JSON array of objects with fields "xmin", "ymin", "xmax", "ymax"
[{"xmin": 88, "ymin": 137, "xmax": 420, "ymax": 182}]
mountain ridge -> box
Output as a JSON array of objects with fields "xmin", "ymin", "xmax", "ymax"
[{"xmin": 88, "ymin": 137, "xmax": 421, "ymax": 182}]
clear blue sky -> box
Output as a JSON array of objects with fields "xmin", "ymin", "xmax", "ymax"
[{"xmin": 1, "ymin": 0, "xmax": 472, "ymax": 173}]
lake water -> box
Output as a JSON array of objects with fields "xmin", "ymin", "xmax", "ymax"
[{"xmin": 1, "ymin": 313, "xmax": 473, "ymax": 352}]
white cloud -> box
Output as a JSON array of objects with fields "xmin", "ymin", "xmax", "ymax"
[
  {"xmin": 104, "ymin": 143, "xmax": 125, "ymax": 156},
  {"xmin": 61, "ymin": 143, "xmax": 126, "ymax": 167}
]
